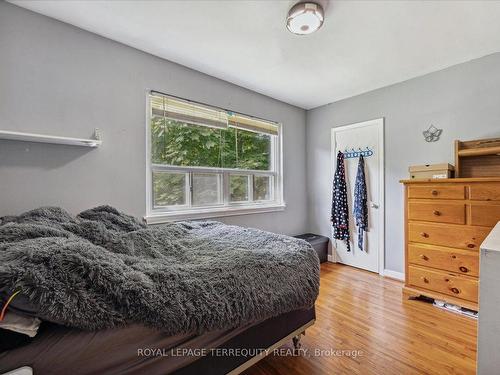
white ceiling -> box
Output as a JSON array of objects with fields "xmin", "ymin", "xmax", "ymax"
[{"xmin": 10, "ymin": 0, "xmax": 500, "ymax": 109}]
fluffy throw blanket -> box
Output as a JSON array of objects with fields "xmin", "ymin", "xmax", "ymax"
[{"xmin": 0, "ymin": 206, "xmax": 319, "ymax": 335}]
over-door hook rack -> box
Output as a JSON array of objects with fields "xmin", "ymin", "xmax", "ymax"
[{"xmin": 342, "ymin": 146, "xmax": 373, "ymax": 159}]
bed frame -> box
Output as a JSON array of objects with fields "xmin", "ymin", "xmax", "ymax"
[
  {"xmin": 228, "ymin": 319, "xmax": 314, "ymax": 374},
  {"xmin": 175, "ymin": 307, "xmax": 316, "ymax": 375}
]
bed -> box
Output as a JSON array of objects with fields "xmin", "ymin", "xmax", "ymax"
[
  {"xmin": 0, "ymin": 206, "xmax": 320, "ymax": 374},
  {"xmin": 0, "ymin": 308, "xmax": 315, "ymax": 374}
]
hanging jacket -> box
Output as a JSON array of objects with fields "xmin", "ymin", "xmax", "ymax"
[
  {"xmin": 331, "ymin": 151, "xmax": 350, "ymax": 252},
  {"xmin": 353, "ymin": 155, "xmax": 368, "ymax": 251}
]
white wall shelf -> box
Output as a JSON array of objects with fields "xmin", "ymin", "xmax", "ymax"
[{"xmin": 0, "ymin": 128, "xmax": 102, "ymax": 148}]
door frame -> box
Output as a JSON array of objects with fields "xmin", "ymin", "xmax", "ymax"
[{"xmin": 330, "ymin": 118, "xmax": 385, "ymax": 275}]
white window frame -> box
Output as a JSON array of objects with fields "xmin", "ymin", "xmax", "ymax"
[{"xmin": 145, "ymin": 92, "xmax": 285, "ymax": 223}]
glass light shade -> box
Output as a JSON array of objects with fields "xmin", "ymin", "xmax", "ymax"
[{"xmin": 286, "ymin": 2, "xmax": 324, "ymax": 35}]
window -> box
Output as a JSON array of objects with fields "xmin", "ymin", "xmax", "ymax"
[{"xmin": 146, "ymin": 92, "xmax": 284, "ymax": 222}]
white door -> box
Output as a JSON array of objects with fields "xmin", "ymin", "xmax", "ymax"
[{"xmin": 331, "ymin": 118, "xmax": 384, "ymax": 273}]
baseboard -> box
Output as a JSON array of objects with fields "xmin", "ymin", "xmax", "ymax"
[
  {"xmin": 324, "ymin": 258, "xmax": 402, "ymax": 282},
  {"xmin": 382, "ymin": 269, "xmax": 405, "ymax": 281}
]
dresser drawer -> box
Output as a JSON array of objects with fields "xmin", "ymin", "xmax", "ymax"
[
  {"xmin": 408, "ymin": 222, "xmax": 491, "ymax": 250},
  {"xmin": 408, "ymin": 265, "xmax": 478, "ymax": 302},
  {"xmin": 408, "ymin": 202, "xmax": 465, "ymax": 224},
  {"xmin": 408, "ymin": 185, "xmax": 465, "ymax": 200},
  {"xmin": 470, "ymin": 203, "xmax": 500, "ymax": 227},
  {"xmin": 469, "ymin": 182, "xmax": 500, "ymax": 201},
  {"xmin": 408, "ymin": 243, "xmax": 478, "ymax": 276}
]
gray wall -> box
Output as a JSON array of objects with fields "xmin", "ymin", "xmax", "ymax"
[
  {"xmin": 306, "ymin": 52, "xmax": 500, "ymax": 273},
  {"xmin": 0, "ymin": 2, "xmax": 308, "ymax": 235}
]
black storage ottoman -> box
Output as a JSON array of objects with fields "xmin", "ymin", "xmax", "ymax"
[{"xmin": 293, "ymin": 233, "xmax": 329, "ymax": 263}]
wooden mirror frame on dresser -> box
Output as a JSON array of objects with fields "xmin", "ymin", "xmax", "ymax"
[{"xmin": 400, "ymin": 177, "xmax": 500, "ymax": 311}]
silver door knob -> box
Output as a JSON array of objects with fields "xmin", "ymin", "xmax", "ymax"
[{"xmin": 371, "ymin": 203, "xmax": 379, "ymax": 209}]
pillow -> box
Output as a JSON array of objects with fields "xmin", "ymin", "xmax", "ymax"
[
  {"xmin": 0, "ymin": 291, "xmax": 41, "ymax": 352},
  {"xmin": 0, "ymin": 289, "xmax": 40, "ymax": 318},
  {"xmin": 0, "ymin": 312, "xmax": 41, "ymax": 338}
]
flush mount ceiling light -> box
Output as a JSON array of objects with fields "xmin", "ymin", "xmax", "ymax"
[{"xmin": 286, "ymin": 2, "xmax": 324, "ymax": 35}]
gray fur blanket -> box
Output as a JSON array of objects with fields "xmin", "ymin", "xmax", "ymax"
[{"xmin": 0, "ymin": 206, "xmax": 319, "ymax": 335}]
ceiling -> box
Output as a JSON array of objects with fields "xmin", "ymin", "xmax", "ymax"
[{"xmin": 10, "ymin": 0, "xmax": 500, "ymax": 109}]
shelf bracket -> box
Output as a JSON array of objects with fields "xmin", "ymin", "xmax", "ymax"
[{"xmin": 93, "ymin": 128, "xmax": 102, "ymax": 141}]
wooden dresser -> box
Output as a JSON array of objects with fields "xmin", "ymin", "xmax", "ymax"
[{"xmin": 401, "ymin": 178, "xmax": 500, "ymax": 310}]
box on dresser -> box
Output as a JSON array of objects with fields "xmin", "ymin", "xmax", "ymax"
[
  {"xmin": 408, "ymin": 163, "xmax": 454, "ymax": 180},
  {"xmin": 400, "ymin": 177, "xmax": 500, "ymax": 311}
]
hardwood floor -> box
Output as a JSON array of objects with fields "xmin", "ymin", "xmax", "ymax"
[{"xmin": 244, "ymin": 263, "xmax": 477, "ymax": 375}]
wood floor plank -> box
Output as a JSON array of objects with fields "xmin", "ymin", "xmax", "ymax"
[{"xmin": 243, "ymin": 263, "xmax": 477, "ymax": 375}]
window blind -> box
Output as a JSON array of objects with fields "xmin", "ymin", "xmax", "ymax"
[
  {"xmin": 151, "ymin": 94, "xmax": 228, "ymax": 129},
  {"xmin": 150, "ymin": 92, "xmax": 279, "ymax": 135},
  {"xmin": 228, "ymin": 114, "xmax": 279, "ymax": 136}
]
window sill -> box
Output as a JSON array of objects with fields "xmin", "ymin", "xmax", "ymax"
[{"xmin": 144, "ymin": 203, "xmax": 286, "ymax": 224}]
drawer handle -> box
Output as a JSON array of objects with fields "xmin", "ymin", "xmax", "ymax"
[
  {"xmin": 433, "ymin": 210, "xmax": 441, "ymax": 216},
  {"xmin": 420, "ymin": 254, "xmax": 429, "ymax": 261},
  {"xmin": 450, "ymin": 287, "xmax": 460, "ymax": 294},
  {"xmin": 420, "ymin": 232, "xmax": 429, "ymax": 238},
  {"xmin": 431, "ymin": 190, "xmax": 439, "ymax": 196},
  {"xmin": 467, "ymin": 244, "xmax": 475, "ymax": 249},
  {"xmin": 459, "ymin": 266, "xmax": 469, "ymax": 273},
  {"xmin": 422, "ymin": 277, "xmax": 429, "ymax": 284}
]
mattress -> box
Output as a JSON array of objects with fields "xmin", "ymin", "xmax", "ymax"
[{"xmin": 0, "ymin": 308, "xmax": 315, "ymax": 375}]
